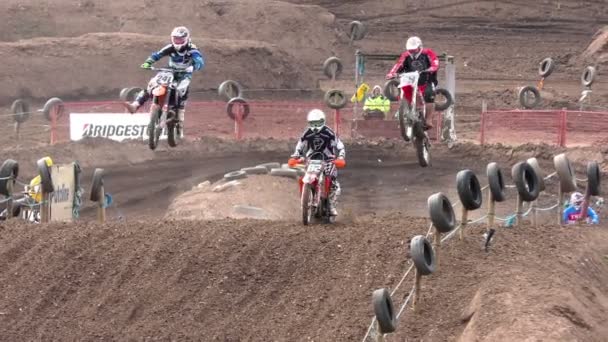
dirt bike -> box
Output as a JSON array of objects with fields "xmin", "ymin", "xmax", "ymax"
[
  {"xmin": 290, "ymin": 152, "xmax": 345, "ymax": 225},
  {"xmin": 395, "ymin": 70, "xmax": 432, "ymax": 167},
  {"xmin": 145, "ymin": 66, "xmax": 186, "ymax": 150}
]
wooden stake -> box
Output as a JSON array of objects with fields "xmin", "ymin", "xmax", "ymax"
[
  {"xmin": 460, "ymin": 206, "xmax": 468, "ymax": 240},
  {"xmin": 531, "ymin": 200, "xmax": 538, "ymax": 227},
  {"xmin": 6, "ymin": 178, "xmax": 13, "ymax": 220},
  {"xmin": 98, "ymin": 186, "xmax": 106, "ymax": 223},
  {"xmin": 412, "ymin": 269, "xmax": 422, "ymax": 312},
  {"xmin": 375, "ymin": 320, "xmax": 386, "ymax": 342},
  {"xmin": 487, "ymin": 188, "xmax": 495, "ymax": 228},
  {"xmin": 40, "ymin": 192, "xmax": 50, "ymax": 223},
  {"xmin": 433, "ymin": 228, "xmax": 441, "ymax": 271},
  {"xmin": 516, "ymin": 194, "xmax": 523, "ymax": 226},
  {"xmin": 557, "ymin": 187, "xmax": 563, "ymax": 225}
]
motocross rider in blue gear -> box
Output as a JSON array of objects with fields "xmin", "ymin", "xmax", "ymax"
[{"xmin": 123, "ymin": 26, "xmax": 205, "ymax": 127}]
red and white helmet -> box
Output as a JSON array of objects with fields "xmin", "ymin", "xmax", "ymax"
[{"xmin": 171, "ymin": 26, "xmax": 191, "ymax": 54}]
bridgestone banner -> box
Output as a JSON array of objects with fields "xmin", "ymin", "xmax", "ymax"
[{"xmin": 69, "ymin": 113, "xmax": 183, "ymax": 142}]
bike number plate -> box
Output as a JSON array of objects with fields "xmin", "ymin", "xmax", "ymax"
[
  {"xmin": 152, "ymin": 72, "xmax": 174, "ymax": 86},
  {"xmin": 398, "ymin": 72, "xmax": 418, "ymax": 88},
  {"xmin": 307, "ymin": 162, "xmax": 323, "ymax": 173}
]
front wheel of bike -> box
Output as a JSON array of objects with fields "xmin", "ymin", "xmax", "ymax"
[
  {"xmin": 147, "ymin": 107, "xmax": 161, "ymax": 150},
  {"xmin": 414, "ymin": 134, "xmax": 431, "ymax": 167},
  {"xmin": 301, "ymin": 184, "xmax": 314, "ymax": 225},
  {"xmin": 397, "ymin": 100, "xmax": 410, "ymax": 141}
]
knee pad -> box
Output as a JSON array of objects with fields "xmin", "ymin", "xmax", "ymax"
[{"xmin": 424, "ymin": 85, "xmax": 435, "ymax": 103}]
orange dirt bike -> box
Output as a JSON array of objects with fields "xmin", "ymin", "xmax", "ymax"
[
  {"xmin": 145, "ymin": 66, "xmax": 188, "ymax": 150},
  {"xmin": 289, "ymin": 152, "xmax": 345, "ymax": 225}
]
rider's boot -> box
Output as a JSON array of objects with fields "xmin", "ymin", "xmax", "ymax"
[
  {"xmin": 424, "ymin": 103, "xmax": 434, "ymax": 130},
  {"xmin": 123, "ymin": 101, "xmax": 140, "ymax": 114},
  {"xmin": 329, "ymin": 181, "xmax": 341, "ymax": 216},
  {"xmin": 177, "ymin": 108, "xmax": 185, "ymax": 129}
]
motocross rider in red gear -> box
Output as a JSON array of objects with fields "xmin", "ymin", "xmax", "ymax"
[{"xmin": 386, "ymin": 36, "xmax": 439, "ymax": 131}]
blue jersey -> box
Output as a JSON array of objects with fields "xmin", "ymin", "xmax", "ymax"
[
  {"xmin": 149, "ymin": 43, "xmax": 205, "ymax": 75},
  {"xmin": 563, "ymin": 205, "xmax": 599, "ymax": 224}
]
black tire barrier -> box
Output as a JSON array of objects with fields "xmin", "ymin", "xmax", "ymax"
[
  {"xmin": 372, "ymin": 288, "xmax": 397, "ymax": 334},
  {"xmin": 90, "ymin": 168, "xmax": 105, "ymax": 202},
  {"xmin": 538, "ymin": 57, "xmax": 555, "ymax": 78},
  {"xmin": 270, "ymin": 168, "xmax": 298, "ymax": 179},
  {"xmin": 410, "ymin": 235, "xmax": 436, "ymax": 276},
  {"xmin": 518, "ymin": 86, "xmax": 541, "ymax": 109},
  {"xmin": 36, "ymin": 158, "xmax": 54, "ymax": 194},
  {"xmin": 383, "ymin": 79, "xmax": 400, "ymax": 101},
  {"xmin": 42, "ymin": 97, "xmax": 65, "ymax": 122},
  {"xmin": 224, "ymin": 170, "xmax": 247, "ymax": 181},
  {"xmin": 587, "ymin": 161, "xmax": 600, "ymax": 196},
  {"xmin": 226, "ymin": 97, "xmax": 250, "ymax": 120},
  {"xmin": 487, "ymin": 162, "xmax": 506, "ymax": 202},
  {"xmin": 257, "ymin": 162, "xmax": 281, "ymax": 171},
  {"xmin": 11, "ymin": 99, "xmax": 30, "ymax": 124},
  {"xmin": 218, "ymin": 80, "xmax": 243, "ymax": 100},
  {"xmin": 119, "ymin": 87, "xmax": 130, "ymax": 100},
  {"xmin": 581, "ymin": 66, "xmax": 596, "ymax": 87},
  {"xmin": 456, "ymin": 169, "xmax": 483, "ymax": 211},
  {"xmin": 511, "ymin": 162, "xmax": 540, "ymax": 202},
  {"xmin": 241, "ymin": 166, "xmax": 269, "ymax": 175},
  {"xmin": 526, "ymin": 158, "xmax": 546, "ymax": 192},
  {"xmin": 434, "ymin": 88, "xmax": 454, "ymax": 111},
  {"xmin": 553, "ymin": 153, "xmax": 577, "ymax": 193},
  {"xmin": 428, "ymin": 192, "xmax": 456, "ymax": 233},
  {"xmin": 324, "ymin": 89, "xmax": 348, "ymax": 109},
  {"xmin": 348, "ymin": 20, "xmax": 367, "ymax": 41},
  {"xmin": 0, "ymin": 159, "xmax": 19, "ymax": 197},
  {"xmin": 323, "ymin": 57, "xmax": 343, "ymax": 79}
]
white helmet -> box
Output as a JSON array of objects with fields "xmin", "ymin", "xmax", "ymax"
[
  {"xmin": 570, "ymin": 192, "xmax": 584, "ymax": 207},
  {"xmin": 406, "ymin": 36, "xmax": 423, "ymax": 55},
  {"xmin": 307, "ymin": 109, "xmax": 326, "ymax": 133},
  {"xmin": 171, "ymin": 26, "xmax": 191, "ymax": 54}
]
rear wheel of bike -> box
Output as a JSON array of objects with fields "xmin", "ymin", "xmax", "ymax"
[
  {"xmin": 414, "ymin": 134, "xmax": 431, "ymax": 167},
  {"xmin": 397, "ymin": 100, "xmax": 410, "ymax": 141},
  {"xmin": 147, "ymin": 108, "xmax": 161, "ymax": 150},
  {"xmin": 301, "ymin": 184, "xmax": 314, "ymax": 225}
]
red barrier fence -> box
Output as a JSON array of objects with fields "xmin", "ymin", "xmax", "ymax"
[
  {"xmin": 50, "ymin": 100, "xmax": 445, "ymax": 143},
  {"xmin": 480, "ymin": 108, "xmax": 608, "ymax": 147}
]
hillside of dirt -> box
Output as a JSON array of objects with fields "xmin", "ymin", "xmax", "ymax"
[
  {"xmin": 1, "ymin": 215, "xmax": 607, "ymax": 341},
  {"xmin": 580, "ymin": 26, "xmax": 608, "ymax": 68},
  {"xmin": 0, "ymin": 32, "xmax": 315, "ymax": 102}
]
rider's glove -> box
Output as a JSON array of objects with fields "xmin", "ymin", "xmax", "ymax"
[
  {"xmin": 185, "ymin": 66, "xmax": 194, "ymax": 73},
  {"xmin": 334, "ymin": 157, "xmax": 346, "ymax": 169},
  {"xmin": 141, "ymin": 61, "xmax": 153, "ymax": 69},
  {"xmin": 288, "ymin": 157, "xmax": 299, "ymax": 167}
]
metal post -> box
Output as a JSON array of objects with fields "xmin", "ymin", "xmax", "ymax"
[
  {"xmin": 531, "ymin": 200, "xmax": 538, "ymax": 227},
  {"xmin": 234, "ymin": 105, "xmax": 243, "ymax": 140}
]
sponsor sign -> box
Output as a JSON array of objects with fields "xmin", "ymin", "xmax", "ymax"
[
  {"xmin": 50, "ymin": 162, "xmax": 76, "ymax": 222},
  {"xmin": 70, "ymin": 113, "xmax": 183, "ymax": 142}
]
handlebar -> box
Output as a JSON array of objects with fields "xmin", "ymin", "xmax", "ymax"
[
  {"xmin": 288, "ymin": 157, "xmax": 346, "ymax": 169},
  {"xmin": 146, "ymin": 66, "xmax": 191, "ymax": 73}
]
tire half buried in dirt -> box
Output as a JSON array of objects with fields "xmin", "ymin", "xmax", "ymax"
[
  {"xmin": 90, "ymin": 168, "xmax": 105, "ymax": 202},
  {"xmin": 554, "ymin": 153, "xmax": 577, "ymax": 192},
  {"xmin": 0, "ymin": 159, "xmax": 19, "ymax": 197}
]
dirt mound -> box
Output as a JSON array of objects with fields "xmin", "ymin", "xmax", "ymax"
[
  {"xmin": 0, "ymin": 0, "xmax": 343, "ymax": 67},
  {"xmin": 580, "ymin": 26, "xmax": 608, "ymax": 68},
  {"xmin": 1, "ymin": 215, "xmax": 607, "ymax": 341},
  {"xmin": 166, "ymin": 174, "xmax": 300, "ymax": 221},
  {"xmin": 0, "ymin": 32, "xmax": 314, "ymax": 102}
]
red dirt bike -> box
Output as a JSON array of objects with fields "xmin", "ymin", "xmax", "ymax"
[
  {"xmin": 145, "ymin": 66, "xmax": 187, "ymax": 150},
  {"xmin": 289, "ymin": 152, "xmax": 345, "ymax": 225}
]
